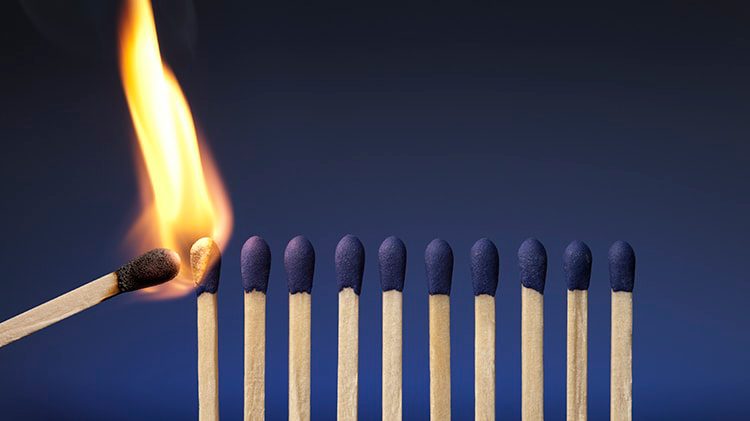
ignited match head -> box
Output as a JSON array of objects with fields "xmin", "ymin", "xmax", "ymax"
[
  {"xmin": 471, "ymin": 238, "xmax": 499, "ymax": 296},
  {"xmin": 285, "ymin": 235, "xmax": 315, "ymax": 294},
  {"xmin": 608, "ymin": 240, "xmax": 635, "ymax": 292},
  {"xmin": 425, "ymin": 238, "xmax": 453, "ymax": 295},
  {"xmin": 116, "ymin": 248, "xmax": 181, "ymax": 293},
  {"xmin": 563, "ymin": 240, "xmax": 592, "ymax": 291},
  {"xmin": 335, "ymin": 234, "xmax": 365, "ymax": 295},
  {"xmin": 241, "ymin": 236, "xmax": 271, "ymax": 294},
  {"xmin": 518, "ymin": 238, "xmax": 547, "ymax": 293},
  {"xmin": 191, "ymin": 237, "xmax": 222, "ymax": 295},
  {"xmin": 378, "ymin": 236, "xmax": 406, "ymax": 292}
]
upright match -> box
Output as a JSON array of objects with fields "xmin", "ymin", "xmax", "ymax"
[
  {"xmin": 241, "ymin": 236, "xmax": 271, "ymax": 421},
  {"xmin": 519, "ymin": 238, "xmax": 547, "ymax": 421},
  {"xmin": 191, "ymin": 237, "xmax": 222, "ymax": 421},
  {"xmin": 379, "ymin": 236, "xmax": 406, "ymax": 421},
  {"xmin": 335, "ymin": 234, "xmax": 365, "ymax": 421},
  {"xmin": 425, "ymin": 239, "xmax": 454, "ymax": 421},
  {"xmin": 564, "ymin": 241, "xmax": 592, "ymax": 421},
  {"xmin": 609, "ymin": 241, "xmax": 635, "ymax": 421},
  {"xmin": 470, "ymin": 238, "xmax": 499, "ymax": 421},
  {"xmin": 0, "ymin": 248, "xmax": 180, "ymax": 348}
]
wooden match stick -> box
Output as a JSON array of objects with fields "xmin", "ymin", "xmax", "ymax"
[
  {"xmin": 564, "ymin": 241, "xmax": 592, "ymax": 421},
  {"xmin": 191, "ymin": 237, "xmax": 222, "ymax": 421},
  {"xmin": 519, "ymin": 238, "xmax": 547, "ymax": 421},
  {"xmin": 285, "ymin": 236, "xmax": 315, "ymax": 421},
  {"xmin": 425, "ymin": 239, "xmax": 453, "ymax": 421},
  {"xmin": 0, "ymin": 248, "xmax": 180, "ymax": 348},
  {"xmin": 609, "ymin": 241, "xmax": 635, "ymax": 421},
  {"xmin": 378, "ymin": 236, "xmax": 406, "ymax": 421},
  {"xmin": 335, "ymin": 234, "xmax": 365, "ymax": 421},
  {"xmin": 241, "ymin": 236, "xmax": 271, "ymax": 421},
  {"xmin": 470, "ymin": 238, "xmax": 499, "ymax": 421}
]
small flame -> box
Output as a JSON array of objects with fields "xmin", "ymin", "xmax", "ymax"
[{"xmin": 119, "ymin": 0, "xmax": 232, "ymax": 298}]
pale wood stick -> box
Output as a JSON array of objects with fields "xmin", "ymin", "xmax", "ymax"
[
  {"xmin": 474, "ymin": 294, "xmax": 495, "ymax": 421},
  {"xmin": 197, "ymin": 292, "xmax": 219, "ymax": 421},
  {"xmin": 522, "ymin": 286, "xmax": 544, "ymax": 421},
  {"xmin": 337, "ymin": 287, "xmax": 359, "ymax": 421},
  {"xmin": 289, "ymin": 292, "xmax": 311, "ymax": 421},
  {"xmin": 611, "ymin": 291, "xmax": 632, "ymax": 421},
  {"xmin": 567, "ymin": 290, "xmax": 588, "ymax": 421},
  {"xmin": 244, "ymin": 291, "xmax": 266, "ymax": 421},
  {"xmin": 429, "ymin": 294, "xmax": 451, "ymax": 421},
  {"xmin": 382, "ymin": 290, "xmax": 403, "ymax": 421}
]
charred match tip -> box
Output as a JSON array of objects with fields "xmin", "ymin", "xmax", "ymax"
[
  {"xmin": 116, "ymin": 248, "xmax": 181, "ymax": 293},
  {"xmin": 425, "ymin": 238, "xmax": 453, "ymax": 295},
  {"xmin": 471, "ymin": 238, "xmax": 499, "ymax": 296},
  {"xmin": 379, "ymin": 236, "xmax": 406, "ymax": 292},
  {"xmin": 241, "ymin": 236, "xmax": 271, "ymax": 294},
  {"xmin": 609, "ymin": 240, "xmax": 635, "ymax": 292},
  {"xmin": 518, "ymin": 238, "xmax": 547, "ymax": 294},
  {"xmin": 335, "ymin": 234, "xmax": 365, "ymax": 295},
  {"xmin": 284, "ymin": 235, "xmax": 315, "ymax": 294},
  {"xmin": 564, "ymin": 240, "xmax": 592, "ymax": 291},
  {"xmin": 190, "ymin": 237, "xmax": 222, "ymax": 295}
]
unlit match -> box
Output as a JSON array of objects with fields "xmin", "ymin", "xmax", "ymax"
[
  {"xmin": 519, "ymin": 238, "xmax": 547, "ymax": 421},
  {"xmin": 471, "ymin": 238, "xmax": 499, "ymax": 421},
  {"xmin": 425, "ymin": 239, "xmax": 453, "ymax": 421},
  {"xmin": 564, "ymin": 241, "xmax": 592, "ymax": 421},
  {"xmin": 609, "ymin": 241, "xmax": 635, "ymax": 421},
  {"xmin": 379, "ymin": 236, "xmax": 407, "ymax": 421}
]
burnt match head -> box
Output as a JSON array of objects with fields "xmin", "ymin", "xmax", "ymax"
[
  {"xmin": 609, "ymin": 240, "xmax": 635, "ymax": 292},
  {"xmin": 191, "ymin": 237, "xmax": 222, "ymax": 295},
  {"xmin": 335, "ymin": 234, "xmax": 365, "ymax": 295},
  {"xmin": 285, "ymin": 235, "xmax": 315, "ymax": 294},
  {"xmin": 518, "ymin": 238, "xmax": 547, "ymax": 294},
  {"xmin": 116, "ymin": 248, "xmax": 181, "ymax": 293},
  {"xmin": 471, "ymin": 238, "xmax": 499, "ymax": 296},
  {"xmin": 241, "ymin": 236, "xmax": 271, "ymax": 294},
  {"xmin": 564, "ymin": 240, "xmax": 592, "ymax": 291},
  {"xmin": 425, "ymin": 239, "xmax": 453, "ymax": 295},
  {"xmin": 379, "ymin": 236, "xmax": 406, "ymax": 292}
]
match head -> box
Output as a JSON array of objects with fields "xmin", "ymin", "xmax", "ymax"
[
  {"xmin": 471, "ymin": 238, "xmax": 499, "ymax": 296},
  {"xmin": 518, "ymin": 238, "xmax": 547, "ymax": 293},
  {"xmin": 425, "ymin": 238, "xmax": 453, "ymax": 295},
  {"xmin": 116, "ymin": 248, "xmax": 181, "ymax": 293},
  {"xmin": 335, "ymin": 234, "xmax": 365, "ymax": 295},
  {"xmin": 379, "ymin": 236, "xmax": 406, "ymax": 292},
  {"xmin": 609, "ymin": 240, "xmax": 635, "ymax": 292},
  {"xmin": 563, "ymin": 240, "xmax": 592, "ymax": 291},
  {"xmin": 190, "ymin": 237, "xmax": 222, "ymax": 295},
  {"xmin": 285, "ymin": 235, "xmax": 315, "ymax": 294},
  {"xmin": 241, "ymin": 236, "xmax": 271, "ymax": 293}
]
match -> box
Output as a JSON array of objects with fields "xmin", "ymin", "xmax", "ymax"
[
  {"xmin": 425, "ymin": 238, "xmax": 454, "ymax": 421},
  {"xmin": 519, "ymin": 238, "xmax": 547, "ymax": 421},
  {"xmin": 379, "ymin": 236, "xmax": 406, "ymax": 421},
  {"xmin": 241, "ymin": 236, "xmax": 271, "ymax": 421},
  {"xmin": 335, "ymin": 234, "xmax": 365, "ymax": 421},
  {"xmin": 285, "ymin": 235, "xmax": 315, "ymax": 421},
  {"xmin": 0, "ymin": 248, "xmax": 180, "ymax": 348},
  {"xmin": 609, "ymin": 241, "xmax": 635, "ymax": 421},
  {"xmin": 470, "ymin": 238, "xmax": 499, "ymax": 421},
  {"xmin": 564, "ymin": 241, "xmax": 592, "ymax": 421},
  {"xmin": 191, "ymin": 237, "xmax": 222, "ymax": 421}
]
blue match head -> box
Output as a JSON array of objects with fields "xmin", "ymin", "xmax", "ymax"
[
  {"xmin": 425, "ymin": 239, "xmax": 453, "ymax": 295},
  {"xmin": 518, "ymin": 238, "xmax": 547, "ymax": 293},
  {"xmin": 563, "ymin": 240, "xmax": 592, "ymax": 291},
  {"xmin": 609, "ymin": 240, "xmax": 635, "ymax": 292},
  {"xmin": 335, "ymin": 234, "xmax": 365, "ymax": 295},
  {"xmin": 241, "ymin": 236, "xmax": 271, "ymax": 293},
  {"xmin": 378, "ymin": 236, "xmax": 406, "ymax": 292},
  {"xmin": 284, "ymin": 235, "xmax": 315, "ymax": 294},
  {"xmin": 470, "ymin": 238, "xmax": 499, "ymax": 296}
]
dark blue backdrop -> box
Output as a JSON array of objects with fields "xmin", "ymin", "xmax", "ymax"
[{"xmin": 1, "ymin": 1, "xmax": 748, "ymax": 419}]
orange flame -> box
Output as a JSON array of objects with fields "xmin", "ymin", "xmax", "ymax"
[{"xmin": 118, "ymin": 0, "xmax": 232, "ymax": 298}]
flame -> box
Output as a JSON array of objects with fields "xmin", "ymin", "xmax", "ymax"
[{"xmin": 118, "ymin": 0, "xmax": 232, "ymax": 298}]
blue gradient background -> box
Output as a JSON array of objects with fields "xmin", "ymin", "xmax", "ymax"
[{"xmin": 1, "ymin": 1, "xmax": 748, "ymax": 419}]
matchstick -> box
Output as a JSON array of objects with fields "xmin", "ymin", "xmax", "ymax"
[
  {"xmin": 470, "ymin": 238, "xmax": 499, "ymax": 421},
  {"xmin": 519, "ymin": 238, "xmax": 547, "ymax": 421},
  {"xmin": 378, "ymin": 236, "xmax": 406, "ymax": 421},
  {"xmin": 609, "ymin": 241, "xmax": 635, "ymax": 421},
  {"xmin": 0, "ymin": 248, "xmax": 180, "ymax": 348},
  {"xmin": 285, "ymin": 235, "xmax": 315, "ymax": 421},
  {"xmin": 425, "ymin": 239, "xmax": 453, "ymax": 421},
  {"xmin": 564, "ymin": 241, "xmax": 592, "ymax": 421},
  {"xmin": 335, "ymin": 234, "xmax": 365, "ymax": 421},
  {"xmin": 241, "ymin": 236, "xmax": 271, "ymax": 421},
  {"xmin": 191, "ymin": 238, "xmax": 222, "ymax": 421}
]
